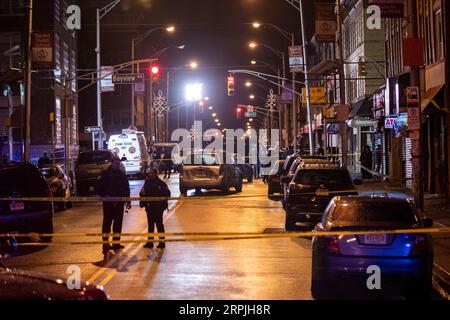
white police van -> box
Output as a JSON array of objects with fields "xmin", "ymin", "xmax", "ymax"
[{"xmin": 107, "ymin": 129, "xmax": 150, "ymax": 177}]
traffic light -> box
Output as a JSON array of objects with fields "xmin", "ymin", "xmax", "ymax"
[
  {"xmin": 236, "ymin": 106, "xmax": 243, "ymax": 119},
  {"xmin": 358, "ymin": 58, "xmax": 367, "ymax": 77},
  {"xmin": 227, "ymin": 76, "xmax": 235, "ymax": 96},
  {"xmin": 149, "ymin": 64, "xmax": 160, "ymax": 82}
]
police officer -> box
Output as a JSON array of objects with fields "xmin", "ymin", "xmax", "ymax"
[
  {"xmin": 140, "ymin": 168, "xmax": 170, "ymax": 249},
  {"xmin": 97, "ymin": 155, "xmax": 131, "ymax": 255}
]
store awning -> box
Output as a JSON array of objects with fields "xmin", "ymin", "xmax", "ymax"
[
  {"xmin": 308, "ymin": 59, "xmax": 339, "ymax": 75},
  {"xmin": 421, "ymin": 85, "xmax": 447, "ymax": 114},
  {"xmin": 349, "ymin": 97, "xmax": 373, "ymax": 118}
]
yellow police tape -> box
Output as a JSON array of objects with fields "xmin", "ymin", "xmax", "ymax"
[
  {"xmin": 0, "ymin": 189, "xmax": 361, "ymax": 202},
  {"xmin": 1, "ymin": 228, "xmax": 449, "ymax": 247}
]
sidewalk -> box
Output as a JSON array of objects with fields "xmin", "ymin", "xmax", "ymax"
[{"xmin": 351, "ymin": 173, "xmax": 450, "ymax": 299}]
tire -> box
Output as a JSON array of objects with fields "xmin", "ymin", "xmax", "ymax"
[
  {"xmin": 235, "ymin": 179, "xmax": 243, "ymax": 193},
  {"xmin": 311, "ymin": 272, "xmax": 330, "ymax": 300},
  {"xmin": 39, "ymin": 219, "xmax": 54, "ymax": 243},
  {"xmin": 247, "ymin": 173, "xmax": 253, "ymax": 182},
  {"xmin": 180, "ymin": 185, "xmax": 188, "ymax": 196},
  {"xmin": 268, "ymin": 187, "xmax": 274, "ymax": 195},
  {"xmin": 285, "ymin": 212, "xmax": 297, "ymax": 231},
  {"xmin": 222, "ymin": 179, "xmax": 230, "ymax": 194}
]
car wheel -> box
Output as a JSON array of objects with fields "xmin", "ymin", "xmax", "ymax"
[
  {"xmin": 247, "ymin": 173, "xmax": 253, "ymax": 182},
  {"xmin": 235, "ymin": 179, "xmax": 243, "ymax": 193},
  {"xmin": 39, "ymin": 220, "xmax": 54, "ymax": 243},
  {"xmin": 311, "ymin": 271, "xmax": 331, "ymax": 300},
  {"xmin": 180, "ymin": 186, "xmax": 188, "ymax": 196},
  {"xmin": 285, "ymin": 212, "xmax": 297, "ymax": 231},
  {"xmin": 222, "ymin": 179, "xmax": 230, "ymax": 194},
  {"xmin": 268, "ymin": 187, "xmax": 274, "ymax": 195}
]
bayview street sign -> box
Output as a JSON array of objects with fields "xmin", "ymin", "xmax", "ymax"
[{"xmin": 112, "ymin": 73, "xmax": 144, "ymax": 84}]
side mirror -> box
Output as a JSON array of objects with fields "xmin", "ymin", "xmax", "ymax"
[
  {"xmin": 353, "ymin": 179, "xmax": 363, "ymax": 186},
  {"xmin": 423, "ymin": 217, "xmax": 433, "ymax": 228},
  {"xmin": 121, "ymin": 157, "xmax": 127, "ymax": 162}
]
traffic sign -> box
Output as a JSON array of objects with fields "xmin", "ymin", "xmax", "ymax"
[
  {"xmin": 245, "ymin": 112, "xmax": 257, "ymax": 118},
  {"xmin": 85, "ymin": 126, "xmax": 102, "ymax": 133},
  {"xmin": 406, "ymin": 86, "xmax": 419, "ymax": 105},
  {"xmin": 112, "ymin": 73, "xmax": 144, "ymax": 84}
]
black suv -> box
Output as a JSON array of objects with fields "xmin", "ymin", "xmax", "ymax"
[
  {"xmin": 0, "ymin": 162, "xmax": 54, "ymax": 242},
  {"xmin": 283, "ymin": 163, "xmax": 359, "ymax": 231}
]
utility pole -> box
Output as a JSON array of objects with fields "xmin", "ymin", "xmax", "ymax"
[
  {"xmin": 96, "ymin": 8, "xmax": 102, "ymax": 150},
  {"xmin": 24, "ymin": 0, "xmax": 33, "ymax": 161},
  {"xmin": 291, "ymin": 33, "xmax": 297, "ymax": 152},
  {"xmin": 408, "ymin": 0, "xmax": 424, "ymax": 212},
  {"xmin": 299, "ymin": 0, "xmax": 314, "ymax": 155},
  {"xmin": 336, "ymin": 0, "xmax": 348, "ymax": 167}
]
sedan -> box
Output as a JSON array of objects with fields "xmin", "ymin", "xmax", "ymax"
[
  {"xmin": 311, "ymin": 196, "xmax": 434, "ymax": 300},
  {"xmin": 39, "ymin": 164, "xmax": 72, "ymax": 211}
]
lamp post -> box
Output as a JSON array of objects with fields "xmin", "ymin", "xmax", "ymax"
[
  {"xmin": 96, "ymin": 0, "xmax": 121, "ymax": 150},
  {"xmin": 252, "ymin": 22, "xmax": 296, "ymax": 150},
  {"xmin": 130, "ymin": 25, "xmax": 176, "ymax": 128}
]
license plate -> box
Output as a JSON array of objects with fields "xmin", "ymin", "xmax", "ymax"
[
  {"xmin": 10, "ymin": 202, "xmax": 25, "ymax": 211},
  {"xmin": 364, "ymin": 234, "xmax": 388, "ymax": 245},
  {"xmin": 315, "ymin": 189, "xmax": 329, "ymax": 196}
]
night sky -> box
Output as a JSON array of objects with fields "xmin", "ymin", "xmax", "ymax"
[{"xmin": 78, "ymin": 0, "xmax": 313, "ymax": 130}]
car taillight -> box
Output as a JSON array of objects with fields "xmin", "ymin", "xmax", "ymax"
[
  {"xmin": 409, "ymin": 234, "xmax": 426, "ymax": 256},
  {"xmin": 317, "ymin": 236, "xmax": 341, "ymax": 254}
]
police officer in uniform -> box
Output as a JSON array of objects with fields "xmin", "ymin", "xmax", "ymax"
[
  {"xmin": 97, "ymin": 155, "xmax": 131, "ymax": 255},
  {"xmin": 140, "ymin": 169, "xmax": 170, "ymax": 249}
]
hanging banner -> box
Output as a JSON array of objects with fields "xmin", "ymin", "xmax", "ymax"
[
  {"xmin": 288, "ymin": 46, "xmax": 303, "ymax": 73},
  {"xmin": 314, "ymin": 3, "xmax": 336, "ymax": 42},
  {"xmin": 301, "ymin": 87, "xmax": 327, "ymax": 105},
  {"xmin": 31, "ymin": 31, "xmax": 54, "ymax": 70}
]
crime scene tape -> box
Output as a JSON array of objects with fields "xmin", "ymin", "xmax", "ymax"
[
  {"xmin": 0, "ymin": 189, "xmax": 362, "ymax": 203},
  {"xmin": 2, "ymin": 228, "xmax": 449, "ymax": 247}
]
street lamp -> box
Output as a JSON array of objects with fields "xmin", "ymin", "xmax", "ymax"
[
  {"xmin": 245, "ymin": 81, "xmax": 252, "ymax": 87},
  {"xmin": 208, "ymin": 106, "xmax": 213, "ymax": 110},
  {"xmin": 96, "ymin": 0, "xmax": 122, "ymax": 149},
  {"xmin": 130, "ymin": 25, "xmax": 177, "ymax": 128},
  {"xmin": 185, "ymin": 83, "xmax": 203, "ymax": 101},
  {"xmin": 189, "ymin": 61, "xmax": 199, "ymax": 69},
  {"xmin": 249, "ymin": 94, "xmax": 255, "ymax": 100},
  {"xmin": 212, "ymin": 113, "xmax": 217, "ymax": 117}
]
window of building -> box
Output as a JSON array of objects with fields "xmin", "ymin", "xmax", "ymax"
[
  {"xmin": 55, "ymin": 97, "xmax": 62, "ymax": 145},
  {"xmin": 54, "ymin": 0, "xmax": 60, "ymax": 23},
  {"xmin": 54, "ymin": 33, "xmax": 61, "ymax": 83},
  {"xmin": 433, "ymin": 7, "xmax": 443, "ymax": 61},
  {"xmin": 70, "ymin": 49, "xmax": 76, "ymax": 92},
  {"xmin": 72, "ymin": 104, "xmax": 77, "ymax": 144},
  {"xmin": 63, "ymin": 41, "xmax": 69, "ymax": 82}
]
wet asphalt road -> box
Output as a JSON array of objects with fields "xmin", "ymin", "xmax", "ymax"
[{"xmin": 1, "ymin": 175, "xmax": 444, "ymax": 299}]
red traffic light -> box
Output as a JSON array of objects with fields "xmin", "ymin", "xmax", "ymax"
[
  {"xmin": 237, "ymin": 107, "xmax": 242, "ymax": 113},
  {"xmin": 150, "ymin": 65, "xmax": 160, "ymax": 75}
]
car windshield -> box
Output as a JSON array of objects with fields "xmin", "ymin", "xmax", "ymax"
[
  {"xmin": 77, "ymin": 151, "xmax": 111, "ymax": 165},
  {"xmin": 330, "ymin": 201, "xmax": 418, "ymax": 226},
  {"xmin": 294, "ymin": 169, "xmax": 352, "ymax": 187},
  {"xmin": 40, "ymin": 167, "xmax": 59, "ymax": 178}
]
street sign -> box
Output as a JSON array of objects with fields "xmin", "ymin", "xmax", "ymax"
[
  {"xmin": 301, "ymin": 87, "xmax": 326, "ymax": 105},
  {"xmin": 112, "ymin": 73, "xmax": 144, "ymax": 84},
  {"xmin": 407, "ymin": 106, "xmax": 420, "ymax": 130},
  {"xmin": 31, "ymin": 32, "xmax": 54, "ymax": 70},
  {"xmin": 406, "ymin": 86, "xmax": 419, "ymax": 105},
  {"xmin": 84, "ymin": 126, "xmax": 102, "ymax": 134},
  {"xmin": 101, "ymin": 66, "xmax": 115, "ymax": 92},
  {"xmin": 288, "ymin": 46, "xmax": 304, "ymax": 73},
  {"xmin": 368, "ymin": 0, "xmax": 404, "ymax": 18},
  {"xmin": 245, "ymin": 112, "xmax": 257, "ymax": 118},
  {"xmin": 326, "ymin": 122, "xmax": 340, "ymax": 134},
  {"xmin": 314, "ymin": 3, "xmax": 336, "ymax": 42}
]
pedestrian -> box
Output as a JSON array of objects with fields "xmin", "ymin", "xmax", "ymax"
[
  {"xmin": 284, "ymin": 145, "xmax": 294, "ymax": 159},
  {"xmin": 38, "ymin": 152, "xmax": 51, "ymax": 166},
  {"xmin": 375, "ymin": 144, "xmax": 382, "ymax": 173},
  {"xmin": 140, "ymin": 168, "xmax": 171, "ymax": 249},
  {"xmin": 317, "ymin": 144, "xmax": 324, "ymax": 156},
  {"xmin": 97, "ymin": 155, "xmax": 131, "ymax": 256},
  {"xmin": 163, "ymin": 152, "xmax": 173, "ymax": 179},
  {"xmin": 360, "ymin": 145, "xmax": 373, "ymax": 179}
]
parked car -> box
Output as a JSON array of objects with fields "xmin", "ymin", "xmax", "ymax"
[
  {"xmin": 311, "ymin": 196, "xmax": 434, "ymax": 300},
  {"xmin": 0, "ymin": 162, "xmax": 54, "ymax": 242},
  {"xmin": 179, "ymin": 150, "xmax": 243, "ymax": 195},
  {"xmin": 267, "ymin": 159, "xmax": 285, "ymax": 195},
  {"xmin": 283, "ymin": 163, "xmax": 359, "ymax": 231},
  {"xmin": 75, "ymin": 150, "xmax": 116, "ymax": 196},
  {"xmin": 0, "ymin": 261, "xmax": 108, "ymax": 300},
  {"xmin": 39, "ymin": 164, "xmax": 72, "ymax": 211}
]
